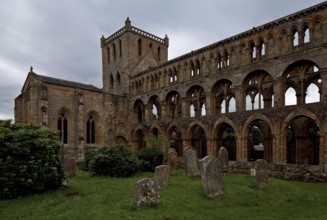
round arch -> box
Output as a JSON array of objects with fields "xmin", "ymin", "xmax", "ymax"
[{"xmin": 187, "ymin": 122, "xmax": 208, "ymax": 158}]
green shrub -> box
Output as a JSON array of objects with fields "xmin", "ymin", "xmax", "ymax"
[
  {"xmin": 89, "ymin": 145, "xmax": 140, "ymax": 177},
  {"xmin": 0, "ymin": 120, "xmax": 64, "ymax": 199},
  {"xmin": 80, "ymin": 148, "xmax": 98, "ymax": 171},
  {"xmin": 137, "ymin": 147, "xmax": 163, "ymax": 172}
]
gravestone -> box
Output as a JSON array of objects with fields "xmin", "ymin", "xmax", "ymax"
[
  {"xmin": 199, "ymin": 155, "xmax": 224, "ymax": 198},
  {"xmin": 167, "ymin": 148, "xmax": 178, "ymax": 174},
  {"xmin": 250, "ymin": 168, "xmax": 256, "ymax": 177},
  {"xmin": 154, "ymin": 165, "xmax": 171, "ymax": 186},
  {"xmin": 64, "ymin": 155, "xmax": 76, "ymax": 177},
  {"xmin": 135, "ymin": 178, "xmax": 160, "ymax": 207},
  {"xmin": 255, "ymin": 159, "xmax": 269, "ymax": 189},
  {"xmin": 218, "ymin": 147, "xmax": 229, "ymax": 172},
  {"xmin": 183, "ymin": 146, "xmax": 200, "ymax": 177}
]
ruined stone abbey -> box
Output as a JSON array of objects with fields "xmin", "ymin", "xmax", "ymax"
[{"xmin": 15, "ymin": 2, "xmax": 327, "ymax": 172}]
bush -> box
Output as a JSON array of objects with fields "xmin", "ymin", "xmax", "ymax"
[
  {"xmin": 80, "ymin": 148, "xmax": 98, "ymax": 171},
  {"xmin": 0, "ymin": 121, "xmax": 64, "ymax": 199},
  {"xmin": 137, "ymin": 147, "xmax": 163, "ymax": 172},
  {"xmin": 89, "ymin": 145, "xmax": 140, "ymax": 177}
]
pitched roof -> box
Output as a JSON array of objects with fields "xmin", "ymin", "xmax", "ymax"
[{"xmin": 31, "ymin": 72, "xmax": 103, "ymax": 92}]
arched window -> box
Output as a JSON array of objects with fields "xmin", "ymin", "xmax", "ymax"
[
  {"xmin": 217, "ymin": 52, "xmax": 222, "ymax": 70},
  {"xmin": 152, "ymin": 104, "xmax": 159, "ymax": 119},
  {"xmin": 116, "ymin": 72, "xmax": 121, "ymax": 85},
  {"xmin": 157, "ymin": 46, "xmax": 161, "ymax": 61},
  {"xmin": 293, "ymin": 31, "xmax": 299, "ymax": 47},
  {"xmin": 224, "ymin": 51, "xmax": 229, "ymax": 67},
  {"xmin": 285, "ymin": 87, "xmax": 297, "ymax": 106},
  {"xmin": 58, "ymin": 113, "xmax": 68, "ymax": 144},
  {"xmin": 119, "ymin": 39, "xmax": 122, "ymax": 57},
  {"xmin": 86, "ymin": 116, "xmax": 95, "ymax": 144},
  {"xmin": 201, "ymin": 103, "xmax": 206, "ymax": 116},
  {"xmin": 305, "ymin": 83, "xmax": 320, "ymax": 104},
  {"xmin": 190, "ymin": 104, "xmax": 195, "ymax": 117},
  {"xmin": 304, "ymin": 26, "xmax": 310, "ymax": 43},
  {"xmin": 250, "ymin": 43, "xmax": 256, "ymax": 59},
  {"xmin": 113, "ymin": 43, "xmax": 116, "ymax": 59},
  {"xmin": 110, "ymin": 74, "xmax": 114, "ymax": 88},
  {"xmin": 259, "ymin": 40, "xmax": 265, "ymax": 56},
  {"xmin": 221, "ymin": 99, "xmax": 226, "ymax": 114},
  {"xmin": 228, "ymin": 97, "xmax": 236, "ymax": 113}
]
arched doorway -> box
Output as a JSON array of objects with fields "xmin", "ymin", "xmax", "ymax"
[
  {"xmin": 167, "ymin": 126, "xmax": 183, "ymax": 156},
  {"xmin": 286, "ymin": 116, "xmax": 319, "ymax": 165},
  {"xmin": 135, "ymin": 129, "xmax": 146, "ymax": 150},
  {"xmin": 190, "ymin": 125, "xmax": 207, "ymax": 158},
  {"xmin": 247, "ymin": 120, "xmax": 273, "ymax": 162},
  {"xmin": 215, "ymin": 123, "xmax": 236, "ymax": 160}
]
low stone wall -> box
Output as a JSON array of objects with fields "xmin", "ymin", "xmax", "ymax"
[{"xmin": 228, "ymin": 161, "xmax": 327, "ymax": 182}]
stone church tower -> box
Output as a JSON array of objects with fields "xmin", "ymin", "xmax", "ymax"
[{"xmin": 101, "ymin": 17, "xmax": 169, "ymax": 95}]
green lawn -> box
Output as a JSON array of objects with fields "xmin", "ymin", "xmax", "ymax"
[{"xmin": 1, "ymin": 169, "xmax": 327, "ymax": 220}]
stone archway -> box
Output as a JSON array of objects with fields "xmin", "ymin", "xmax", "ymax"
[
  {"xmin": 286, "ymin": 116, "xmax": 319, "ymax": 165},
  {"xmin": 247, "ymin": 120, "xmax": 273, "ymax": 163},
  {"xmin": 215, "ymin": 123, "xmax": 236, "ymax": 160},
  {"xmin": 167, "ymin": 126, "xmax": 183, "ymax": 156},
  {"xmin": 189, "ymin": 125, "xmax": 207, "ymax": 158},
  {"xmin": 134, "ymin": 129, "xmax": 146, "ymax": 150}
]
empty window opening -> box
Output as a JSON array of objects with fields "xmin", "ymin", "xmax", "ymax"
[
  {"xmin": 190, "ymin": 104, "xmax": 195, "ymax": 117},
  {"xmin": 228, "ymin": 97, "xmax": 236, "ymax": 113},
  {"xmin": 201, "ymin": 103, "xmax": 206, "ymax": 116},
  {"xmin": 305, "ymin": 83, "xmax": 320, "ymax": 104},
  {"xmin": 221, "ymin": 99, "xmax": 226, "ymax": 114},
  {"xmin": 293, "ymin": 31, "xmax": 299, "ymax": 47},
  {"xmin": 152, "ymin": 104, "xmax": 158, "ymax": 119},
  {"xmin": 304, "ymin": 27, "xmax": 310, "ymax": 43},
  {"xmin": 107, "ymin": 46, "xmax": 110, "ymax": 63},
  {"xmin": 285, "ymin": 87, "xmax": 297, "ymax": 106}
]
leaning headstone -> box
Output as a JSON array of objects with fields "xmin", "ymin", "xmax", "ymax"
[
  {"xmin": 167, "ymin": 148, "xmax": 178, "ymax": 174},
  {"xmin": 183, "ymin": 146, "xmax": 200, "ymax": 177},
  {"xmin": 199, "ymin": 155, "xmax": 224, "ymax": 198},
  {"xmin": 135, "ymin": 178, "xmax": 160, "ymax": 207},
  {"xmin": 218, "ymin": 147, "xmax": 229, "ymax": 172},
  {"xmin": 154, "ymin": 165, "xmax": 171, "ymax": 186},
  {"xmin": 255, "ymin": 159, "xmax": 269, "ymax": 189},
  {"xmin": 64, "ymin": 155, "xmax": 76, "ymax": 177}
]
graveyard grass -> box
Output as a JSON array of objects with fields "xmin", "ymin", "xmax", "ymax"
[{"xmin": 1, "ymin": 169, "xmax": 327, "ymax": 220}]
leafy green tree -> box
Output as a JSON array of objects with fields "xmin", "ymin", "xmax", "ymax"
[{"xmin": 0, "ymin": 120, "xmax": 64, "ymax": 199}]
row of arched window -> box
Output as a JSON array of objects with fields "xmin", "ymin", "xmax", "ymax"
[
  {"xmin": 130, "ymin": 18, "xmax": 323, "ymax": 94},
  {"xmin": 133, "ymin": 61, "xmax": 322, "ymax": 122},
  {"xmin": 107, "ymin": 38, "xmax": 162, "ymax": 63},
  {"xmin": 57, "ymin": 113, "xmax": 97, "ymax": 144}
]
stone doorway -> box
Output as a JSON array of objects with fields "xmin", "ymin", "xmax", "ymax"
[{"xmin": 286, "ymin": 116, "xmax": 319, "ymax": 165}]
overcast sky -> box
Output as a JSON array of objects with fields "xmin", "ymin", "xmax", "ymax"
[{"xmin": 0, "ymin": 0, "xmax": 324, "ymax": 120}]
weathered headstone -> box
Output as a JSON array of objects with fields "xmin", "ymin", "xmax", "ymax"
[
  {"xmin": 183, "ymin": 146, "xmax": 200, "ymax": 177},
  {"xmin": 154, "ymin": 165, "xmax": 171, "ymax": 186},
  {"xmin": 218, "ymin": 147, "xmax": 229, "ymax": 172},
  {"xmin": 135, "ymin": 178, "xmax": 160, "ymax": 207},
  {"xmin": 255, "ymin": 159, "xmax": 269, "ymax": 188},
  {"xmin": 199, "ymin": 155, "xmax": 224, "ymax": 198},
  {"xmin": 167, "ymin": 148, "xmax": 178, "ymax": 174},
  {"xmin": 250, "ymin": 168, "xmax": 256, "ymax": 176},
  {"xmin": 64, "ymin": 155, "xmax": 76, "ymax": 177}
]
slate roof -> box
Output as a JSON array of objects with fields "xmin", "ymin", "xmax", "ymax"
[{"xmin": 31, "ymin": 72, "xmax": 103, "ymax": 92}]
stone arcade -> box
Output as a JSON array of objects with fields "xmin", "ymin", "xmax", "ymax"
[{"xmin": 15, "ymin": 3, "xmax": 327, "ymax": 173}]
